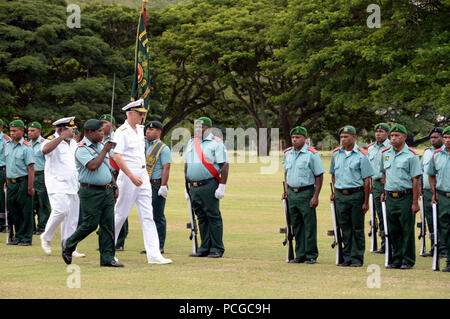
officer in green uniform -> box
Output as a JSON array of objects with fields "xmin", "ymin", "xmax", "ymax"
[
  {"xmin": 330, "ymin": 125, "xmax": 373, "ymax": 267},
  {"xmin": 5, "ymin": 120, "xmax": 35, "ymax": 245},
  {"xmin": 100, "ymin": 114, "xmax": 128, "ymax": 251},
  {"xmin": 367, "ymin": 123, "xmax": 391, "ymax": 254},
  {"xmin": 28, "ymin": 122, "xmax": 51, "ymax": 235},
  {"xmin": 141, "ymin": 121, "xmax": 171, "ymax": 254},
  {"xmin": 0, "ymin": 119, "xmax": 11, "ymax": 232},
  {"xmin": 427, "ymin": 126, "xmax": 450, "ymax": 272},
  {"xmin": 62, "ymin": 119, "xmax": 123, "ymax": 267},
  {"xmin": 282, "ymin": 126, "xmax": 324, "ymax": 264},
  {"xmin": 381, "ymin": 124, "xmax": 421, "ymax": 269},
  {"xmin": 184, "ymin": 117, "xmax": 229, "ymax": 258}
]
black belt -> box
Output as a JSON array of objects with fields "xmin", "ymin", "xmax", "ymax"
[
  {"xmin": 189, "ymin": 178, "xmax": 216, "ymax": 188},
  {"xmin": 150, "ymin": 179, "xmax": 162, "ymax": 185},
  {"xmin": 35, "ymin": 171, "xmax": 44, "ymax": 176},
  {"xmin": 288, "ymin": 184, "xmax": 314, "ymax": 193},
  {"xmin": 373, "ymin": 178, "xmax": 382, "ymax": 182},
  {"xmin": 8, "ymin": 176, "xmax": 27, "ymax": 183},
  {"xmin": 437, "ymin": 190, "xmax": 450, "ymax": 198},
  {"xmin": 336, "ymin": 186, "xmax": 364, "ymax": 195},
  {"xmin": 387, "ymin": 189, "xmax": 412, "ymax": 198},
  {"xmin": 80, "ymin": 182, "xmax": 114, "ymax": 190}
]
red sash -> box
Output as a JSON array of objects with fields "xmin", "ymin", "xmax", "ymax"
[
  {"xmin": 109, "ymin": 157, "xmax": 120, "ymax": 172},
  {"xmin": 193, "ymin": 137, "xmax": 221, "ymax": 183}
]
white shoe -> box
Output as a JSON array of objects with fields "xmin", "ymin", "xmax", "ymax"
[
  {"xmin": 40, "ymin": 234, "xmax": 51, "ymax": 255},
  {"xmin": 148, "ymin": 256, "xmax": 172, "ymax": 264},
  {"xmin": 72, "ymin": 250, "xmax": 86, "ymax": 258}
]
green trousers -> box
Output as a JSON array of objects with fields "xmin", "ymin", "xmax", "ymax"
[
  {"xmin": 288, "ymin": 187, "xmax": 318, "ymax": 261},
  {"xmin": 423, "ymin": 189, "xmax": 447, "ymax": 252},
  {"xmin": 66, "ymin": 188, "xmax": 115, "ymax": 265},
  {"xmin": 386, "ymin": 193, "xmax": 416, "ymax": 266},
  {"xmin": 438, "ymin": 195, "xmax": 450, "ymax": 264},
  {"xmin": 373, "ymin": 180, "xmax": 385, "ymax": 248},
  {"xmin": 335, "ymin": 190, "xmax": 365, "ymax": 264},
  {"xmin": 190, "ymin": 179, "xmax": 224, "ymax": 255},
  {"xmin": 33, "ymin": 174, "xmax": 51, "ymax": 232},
  {"xmin": 115, "ymin": 218, "xmax": 128, "ymax": 249},
  {"xmin": 152, "ymin": 183, "xmax": 167, "ymax": 250},
  {"xmin": 0, "ymin": 169, "xmax": 5, "ymax": 228},
  {"xmin": 7, "ymin": 178, "xmax": 33, "ymax": 243}
]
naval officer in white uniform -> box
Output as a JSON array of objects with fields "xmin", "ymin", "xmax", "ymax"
[
  {"xmin": 39, "ymin": 117, "xmax": 85, "ymax": 258},
  {"xmin": 113, "ymin": 100, "xmax": 172, "ymax": 264}
]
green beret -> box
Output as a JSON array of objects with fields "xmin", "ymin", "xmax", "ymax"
[
  {"xmin": 10, "ymin": 120, "xmax": 25, "ymax": 128},
  {"xmin": 195, "ymin": 117, "xmax": 212, "ymax": 127},
  {"xmin": 428, "ymin": 127, "xmax": 443, "ymax": 137},
  {"xmin": 290, "ymin": 126, "xmax": 307, "ymax": 136},
  {"xmin": 338, "ymin": 125, "xmax": 356, "ymax": 135},
  {"xmin": 145, "ymin": 121, "xmax": 163, "ymax": 130},
  {"xmin": 84, "ymin": 119, "xmax": 104, "ymax": 131},
  {"xmin": 74, "ymin": 129, "xmax": 80, "ymax": 135},
  {"xmin": 375, "ymin": 123, "xmax": 390, "ymax": 132},
  {"xmin": 443, "ymin": 126, "xmax": 450, "ymax": 136},
  {"xmin": 389, "ymin": 123, "xmax": 407, "ymax": 135},
  {"xmin": 29, "ymin": 121, "xmax": 42, "ymax": 130},
  {"xmin": 0, "ymin": 119, "xmax": 3, "ymax": 126},
  {"xmin": 99, "ymin": 114, "xmax": 116, "ymax": 125}
]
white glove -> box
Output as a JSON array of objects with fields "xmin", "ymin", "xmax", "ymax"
[
  {"xmin": 158, "ymin": 185, "xmax": 168, "ymax": 198},
  {"xmin": 214, "ymin": 183, "xmax": 226, "ymax": 199},
  {"xmin": 184, "ymin": 188, "xmax": 190, "ymax": 201}
]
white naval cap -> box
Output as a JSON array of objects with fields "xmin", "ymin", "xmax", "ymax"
[
  {"xmin": 122, "ymin": 99, "xmax": 147, "ymax": 113},
  {"xmin": 52, "ymin": 116, "xmax": 77, "ymax": 128}
]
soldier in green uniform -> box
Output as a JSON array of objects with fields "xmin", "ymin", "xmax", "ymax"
[
  {"xmin": 282, "ymin": 126, "xmax": 324, "ymax": 264},
  {"xmin": 427, "ymin": 126, "xmax": 450, "ymax": 272},
  {"xmin": 381, "ymin": 124, "xmax": 421, "ymax": 269},
  {"xmin": 330, "ymin": 125, "xmax": 373, "ymax": 267},
  {"xmin": 28, "ymin": 122, "xmax": 51, "ymax": 235},
  {"xmin": 184, "ymin": 117, "xmax": 229, "ymax": 258},
  {"xmin": 4, "ymin": 120, "xmax": 35, "ymax": 245},
  {"xmin": 0, "ymin": 119, "xmax": 11, "ymax": 232},
  {"xmin": 421, "ymin": 127, "xmax": 445, "ymax": 257},
  {"xmin": 367, "ymin": 123, "xmax": 391, "ymax": 254},
  {"xmin": 100, "ymin": 114, "xmax": 128, "ymax": 251},
  {"xmin": 62, "ymin": 119, "xmax": 123, "ymax": 267}
]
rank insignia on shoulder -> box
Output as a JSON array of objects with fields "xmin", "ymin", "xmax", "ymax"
[
  {"xmin": 120, "ymin": 126, "xmax": 127, "ymax": 131},
  {"xmin": 47, "ymin": 135, "xmax": 55, "ymax": 140}
]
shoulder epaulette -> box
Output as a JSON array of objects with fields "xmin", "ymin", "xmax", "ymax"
[
  {"xmin": 23, "ymin": 140, "xmax": 31, "ymax": 147},
  {"xmin": 77, "ymin": 141, "xmax": 86, "ymax": 147},
  {"xmin": 47, "ymin": 135, "xmax": 55, "ymax": 140},
  {"xmin": 367, "ymin": 142, "xmax": 375, "ymax": 148},
  {"xmin": 424, "ymin": 146, "xmax": 431, "ymax": 151},
  {"xmin": 283, "ymin": 147, "xmax": 292, "ymax": 154},
  {"xmin": 307, "ymin": 146, "xmax": 318, "ymax": 154},
  {"xmin": 332, "ymin": 146, "xmax": 342, "ymax": 153},
  {"xmin": 382, "ymin": 146, "xmax": 391, "ymax": 153},
  {"xmin": 212, "ymin": 136, "xmax": 222, "ymax": 142},
  {"xmin": 40, "ymin": 138, "xmax": 45, "ymax": 143},
  {"xmin": 3, "ymin": 134, "xmax": 10, "ymax": 141},
  {"xmin": 408, "ymin": 147, "xmax": 417, "ymax": 155},
  {"xmin": 119, "ymin": 126, "xmax": 127, "ymax": 131},
  {"xmin": 434, "ymin": 148, "xmax": 442, "ymax": 154},
  {"xmin": 358, "ymin": 147, "xmax": 368, "ymax": 156}
]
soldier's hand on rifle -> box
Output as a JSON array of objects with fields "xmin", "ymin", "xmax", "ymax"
[
  {"xmin": 330, "ymin": 193, "xmax": 335, "ymax": 201},
  {"xmin": 310, "ymin": 194, "xmax": 319, "ymax": 208},
  {"xmin": 412, "ymin": 201, "xmax": 420, "ymax": 215},
  {"xmin": 362, "ymin": 201, "xmax": 369, "ymax": 213},
  {"xmin": 282, "ymin": 192, "xmax": 287, "ymax": 200},
  {"xmin": 380, "ymin": 193, "xmax": 385, "ymax": 202},
  {"xmin": 431, "ymin": 193, "xmax": 438, "ymax": 205}
]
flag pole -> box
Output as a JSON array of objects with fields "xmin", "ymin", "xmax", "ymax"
[{"xmin": 142, "ymin": 0, "xmax": 150, "ymax": 125}]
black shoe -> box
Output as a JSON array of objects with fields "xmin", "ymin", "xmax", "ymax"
[
  {"xmin": 400, "ymin": 264, "xmax": 413, "ymax": 270},
  {"xmin": 373, "ymin": 249, "xmax": 385, "ymax": 254},
  {"xmin": 337, "ymin": 261, "xmax": 351, "ymax": 267},
  {"xmin": 140, "ymin": 249, "xmax": 146, "ymax": 254},
  {"xmin": 350, "ymin": 262, "xmax": 363, "ymax": 267},
  {"xmin": 288, "ymin": 258, "xmax": 305, "ymax": 263},
  {"xmin": 101, "ymin": 260, "xmax": 124, "ymax": 268},
  {"xmin": 61, "ymin": 241, "xmax": 73, "ymax": 265},
  {"xmin": 207, "ymin": 252, "xmax": 222, "ymax": 258},
  {"xmin": 305, "ymin": 259, "xmax": 316, "ymax": 264},
  {"xmin": 115, "ymin": 246, "xmax": 124, "ymax": 251},
  {"xmin": 96, "ymin": 248, "xmax": 100, "ymax": 251},
  {"xmin": 422, "ymin": 251, "xmax": 433, "ymax": 257},
  {"xmin": 442, "ymin": 264, "xmax": 450, "ymax": 272},
  {"xmin": 6, "ymin": 240, "xmax": 19, "ymax": 245},
  {"xmin": 439, "ymin": 252, "xmax": 447, "ymax": 258},
  {"xmin": 386, "ymin": 264, "xmax": 401, "ymax": 269},
  {"xmin": 35, "ymin": 231, "xmax": 43, "ymax": 235},
  {"xmin": 188, "ymin": 252, "xmax": 208, "ymax": 257},
  {"xmin": 18, "ymin": 242, "xmax": 31, "ymax": 246}
]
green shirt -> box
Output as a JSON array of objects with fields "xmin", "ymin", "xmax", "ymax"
[
  {"xmin": 184, "ymin": 133, "xmax": 227, "ymax": 181},
  {"xmin": 426, "ymin": 146, "xmax": 450, "ymax": 192},
  {"xmin": 0, "ymin": 132, "xmax": 11, "ymax": 166},
  {"xmin": 421, "ymin": 146, "xmax": 435, "ymax": 190},
  {"xmin": 381, "ymin": 143, "xmax": 422, "ymax": 192},
  {"xmin": 30, "ymin": 136, "xmax": 46, "ymax": 172},
  {"xmin": 75, "ymin": 137, "xmax": 112, "ymax": 186},
  {"xmin": 4, "ymin": 137, "xmax": 35, "ymax": 179},
  {"xmin": 282, "ymin": 144, "xmax": 324, "ymax": 188},
  {"xmin": 329, "ymin": 144, "xmax": 373, "ymax": 189},
  {"xmin": 367, "ymin": 138, "xmax": 390, "ymax": 180}
]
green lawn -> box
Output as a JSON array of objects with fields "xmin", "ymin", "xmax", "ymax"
[{"xmin": 0, "ymin": 152, "xmax": 449, "ymax": 298}]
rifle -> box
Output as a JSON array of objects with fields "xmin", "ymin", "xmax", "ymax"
[
  {"xmin": 368, "ymin": 180, "xmax": 378, "ymax": 252},
  {"xmin": 417, "ymin": 195, "xmax": 426, "ymax": 256},
  {"xmin": 185, "ymin": 179, "xmax": 198, "ymax": 254},
  {"xmin": 328, "ymin": 183, "xmax": 344, "ymax": 265},
  {"xmin": 381, "ymin": 199, "xmax": 392, "ymax": 267},
  {"xmin": 280, "ymin": 181, "xmax": 294, "ymax": 262},
  {"xmin": 432, "ymin": 202, "xmax": 439, "ymax": 271},
  {"xmin": 4, "ymin": 184, "xmax": 13, "ymax": 244},
  {"xmin": 109, "ymin": 73, "xmax": 117, "ymax": 149}
]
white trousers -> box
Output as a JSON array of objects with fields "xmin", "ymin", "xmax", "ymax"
[
  {"xmin": 42, "ymin": 193, "xmax": 80, "ymax": 243},
  {"xmin": 114, "ymin": 168, "xmax": 162, "ymax": 261}
]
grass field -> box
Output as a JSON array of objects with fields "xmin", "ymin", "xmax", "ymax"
[{"xmin": 0, "ymin": 152, "xmax": 449, "ymax": 299}]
